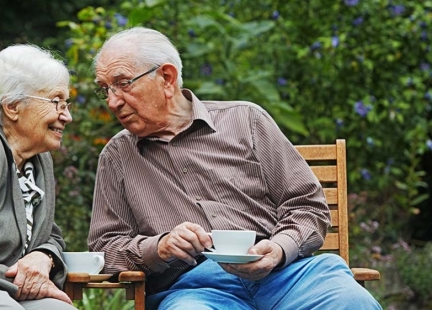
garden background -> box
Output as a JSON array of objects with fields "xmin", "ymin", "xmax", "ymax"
[{"xmin": 1, "ymin": 0, "xmax": 432, "ymax": 309}]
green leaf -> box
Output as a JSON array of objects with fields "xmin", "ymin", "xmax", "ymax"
[
  {"xmin": 240, "ymin": 21, "xmax": 275, "ymax": 37},
  {"xmin": 194, "ymin": 81, "xmax": 225, "ymax": 96},
  {"xmin": 184, "ymin": 42, "xmax": 214, "ymax": 58}
]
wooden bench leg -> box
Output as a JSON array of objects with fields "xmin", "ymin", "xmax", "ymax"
[
  {"xmin": 135, "ymin": 282, "xmax": 145, "ymax": 310},
  {"xmin": 64, "ymin": 282, "xmax": 74, "ymax": 300}
]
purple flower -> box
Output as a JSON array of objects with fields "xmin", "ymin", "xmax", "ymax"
[
  {"xmin": 77, "ymin": 95, "xmax": 86, "ymax": 104},
  {"xmin": 426, "ymin": 139, "xmax": 432, "ymax": 150},
  {"xmin": 384, "ymin": 166, "xmax": 390, "ymax": 174},
  {"xmin": 105, "ymin": 21, "xmax": 112, "ymax": 29},
  {"xmin": 64, "ymin": 166, "xmax": 78, "ymax": 179},
  {"xmin": 420, "ymin": 62, "xmax": 430, "ymax": 71},
  {"xmin": 201, "ymin": 63, "xmax": 212, "ymax": 76},
  {"xmin": 384, "ymin": 158, "xmax": 394, "ymax": 174},
  {"xmin": 371, "ymin": 246, "xmax": 382, "ymax": 254},
  {"xmin": 344, "ymin": 0, "xmax": 359, "ymax": 6},
  {"xmin": 353, "ymin": 16, "xmax": 364, "ymax": 26},
  {"xmin": 68, "ymin": 190, "xmax": 80, "ymax": 197},
  {"xmin": 114, "ymin": 13, "xmax": 128, "ymax": 27},
  {"xmin": 361, "ymin": 168, "xmax": 371, "ymax": 180},
  {"xmin": 335, "ymin": 118, "xmax": 344, "ymax": 128},
  {"xmin": 406, "ymin": 77, "xmax": 413, "ymax": 86},
  {"xmin": 389, "ymin": 5, "xmax": 405, "ymax": 16},
  {"xmin": 272, "ymin": 10, "xmax": 280, "ymax": 20},
  {"xmin": 331, "ymin": 36, "xmax": 339, "ymax": 47},
  {"xmin": 310, "ymin": 41, "xmax": 321, "ymax": 51},
  {"xmin": 215, "ymin": 78, "xmax": 225, "ymax": 85},
  {"xmin": 354, "ymin": 101, "xmax": 372, "ymax": 117},
  {"xmin": 188, "ymin": 29, "xmax": 196, "ymax": 38},
  {"xmin": 277, "ymin": 77, "xmax": 288, "ymax": 86},
  {"xmin": 64, "ymin": 38, "xmax": 74, "ymax": 48}
]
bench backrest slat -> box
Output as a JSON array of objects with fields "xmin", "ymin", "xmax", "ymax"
[{"xmin": 295, "ymin": 139, "xmax": 349, "ymax": 264}]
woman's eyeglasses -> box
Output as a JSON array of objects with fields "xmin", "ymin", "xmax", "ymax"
[{"xmin": 24, "ymin": 95, "xmax": 72, "ymax": 112}]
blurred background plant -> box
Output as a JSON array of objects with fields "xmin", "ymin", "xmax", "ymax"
[{"xmin": 2, "ymin": 0, "xmax": 432, "ymax": 308}]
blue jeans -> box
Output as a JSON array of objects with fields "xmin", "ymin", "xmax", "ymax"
[{"xmin": 146, "ymin": 253, "xmax": 382, "ymax": 310}]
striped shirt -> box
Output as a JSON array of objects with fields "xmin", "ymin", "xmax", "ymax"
[{"xmin": 88, "ymin": 89, "xmax": 331, "ymax": 294}]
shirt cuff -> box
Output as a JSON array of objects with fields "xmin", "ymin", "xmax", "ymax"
[
  {"xmin": 140, "ymin": 233, "xmax": 172, "ymax": 273},
  {"xmin": 270, "ymin": 234, "xmax": 299, "ymax": 268}
]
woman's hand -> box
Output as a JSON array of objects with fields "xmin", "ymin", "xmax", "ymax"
[{"xmin": 5, "ymin": 251, "xmax": 72, "ymax": 304}]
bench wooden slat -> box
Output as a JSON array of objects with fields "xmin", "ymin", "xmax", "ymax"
[
  {"xmin": 310, "ymin": 166, "xmax": 337, "ymax": 182},
  {"xmin": 320, "ymin": 233, "xmax": 339, "ymax": 250},
  {"xmin": 323, "ymin": 188, "xmax": 337, "ymax": 205},
  {"xmin": 296, "ymin": 144, "xmax": 336, "ymax": 160},
  {"xmin": 330, "ymin": 210, "xmax": 338, "ymax": 227}
]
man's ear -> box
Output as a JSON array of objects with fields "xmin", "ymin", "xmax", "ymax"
[
  {"xmin": 160, "ymin": 64, "xmax": 178, "ymax": 99},
  {"xmin": 2, "ymin": 102, "xmax": 20, "ymax": 121}
]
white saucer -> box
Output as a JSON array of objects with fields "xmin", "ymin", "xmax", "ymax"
[{"xmin": 202, "ymin": 252, "xmax": 263, "ymax": 264}]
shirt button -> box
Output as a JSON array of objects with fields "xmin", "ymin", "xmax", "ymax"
[
  {"xmin": 182, "ymin": 168, "xmax": 188, "ymax": 173},
  {"xmin": 196, "ymin": 196, "xmax": 201, "ymax": 201},
  {"xmin": 211, "ymin": 214, "xmax": 217, "ymax": 218},
  {"xmin": 172, "ymin": 142, "xmax": 178, "ymax": 146}
]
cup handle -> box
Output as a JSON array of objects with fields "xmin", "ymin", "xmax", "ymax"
[{"xmin": 92, "ymin": 255, "xmax": 105, "ymax": 274}]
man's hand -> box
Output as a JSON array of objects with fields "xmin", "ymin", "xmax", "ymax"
[
  {"xmin": 158, "ymin": 222, "xmax": 212, "ymax": 265},
  {"xmin": 219, "ymin": 239, "xmax": 284, "ymax": 281},
  {"xmin": 5, "ymin": 251, "xmax": 72, "ymax": 304}
]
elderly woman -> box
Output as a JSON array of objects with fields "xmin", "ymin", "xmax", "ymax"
[{"xmin": 0, "ymin": 45, "xmax": 77, "ymax": 309}]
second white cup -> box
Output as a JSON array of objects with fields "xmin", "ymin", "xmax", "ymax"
[
  {"xmin": 63, "ymin": 252, "xmax": 105, "ymax": 274},
  {"xmin": 211, "ymin": 230, "xmax": 256, "ymax": 255}
]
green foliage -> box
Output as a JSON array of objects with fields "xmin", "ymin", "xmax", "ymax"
[
  {"xmin": 392, "ymin": 242, "xmax": 432, "ymax": 307},
  {"xmin": 47, "ymin": 1, "xmax": 432, "ymax": 306},
  {"xmin": 74, "ymin": 289, "xmax": 134, "ymax": 310},
  {"xmin": 53, "ymin": 0, "xmax": 432, "ymax": 253}
]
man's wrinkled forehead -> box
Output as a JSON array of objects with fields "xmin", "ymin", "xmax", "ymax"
[{"xmin": 94, "ymin": 50, "xmax": 136, "ymax": 83}]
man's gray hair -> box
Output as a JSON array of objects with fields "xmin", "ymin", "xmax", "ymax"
[
  {"xmin": 93, "ymin": 27, "xmax": 183, "ymax": 87},
  {"xmin": 0, "ymin": 44, "xmax": 70, "ymax": 123}
]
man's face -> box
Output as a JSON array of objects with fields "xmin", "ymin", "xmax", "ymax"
[{"xmin": 94, "ymin": 49, "xmax": 167, "ymax": 137}]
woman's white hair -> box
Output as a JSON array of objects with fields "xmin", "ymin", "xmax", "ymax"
[
  {"xmin": 0, "ymin": 44, "xmax": 70, "ymax": 123},
  {"xmin": 93, "ymin": 27, "xmax": 183, "ymax": 87}
]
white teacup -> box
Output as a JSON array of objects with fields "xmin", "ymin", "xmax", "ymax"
[
  {"xmin": 63, "ymin": 252, "xmax": 105, "ymax": 274},
  {"xmin": 211, "ymin": 230, "xmax": 256, "ymax": 255}
]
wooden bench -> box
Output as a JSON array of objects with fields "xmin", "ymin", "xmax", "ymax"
[{"xmin": 65, "ymin": 139, "xmax": 380, "ymax": 309}]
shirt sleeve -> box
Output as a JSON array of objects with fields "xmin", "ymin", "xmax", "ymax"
[
  {"xmin": 87, "ymin": 143, "xmax": 171, "ymax": 275},
  {"xmin": 252, "ymin": 109, "xmax": 331, "ymax": 267}
]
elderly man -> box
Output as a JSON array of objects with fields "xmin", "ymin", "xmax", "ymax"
[{"xmin": 88, "ymin": 27, "xmax": 382, "ymax": 309}]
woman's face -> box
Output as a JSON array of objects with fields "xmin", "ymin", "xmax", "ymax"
[{"xmin": 13, "ymin": 85, "xmax": 73, "ymax": 154}]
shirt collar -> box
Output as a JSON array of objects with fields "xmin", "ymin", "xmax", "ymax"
[{"xmin": 181, "ymin": 88, "xmax": 216, "ymax": 132}]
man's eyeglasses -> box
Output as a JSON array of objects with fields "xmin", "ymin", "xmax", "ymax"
[
  {"xmin": 24, "ymin": 95, "xmax": 72, "ymax": 112},
  {"xmin": 94, "ymin": 65, "xmax": 160, "ymax": 100}
]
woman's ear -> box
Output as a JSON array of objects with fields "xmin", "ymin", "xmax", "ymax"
[
  {"xmin": 160, "ymin": 64, "xmax": 178, "ymax": 99},
  {"xmin": 2, "ymin": 102, "xmax": 20, "ymax": 121}
]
